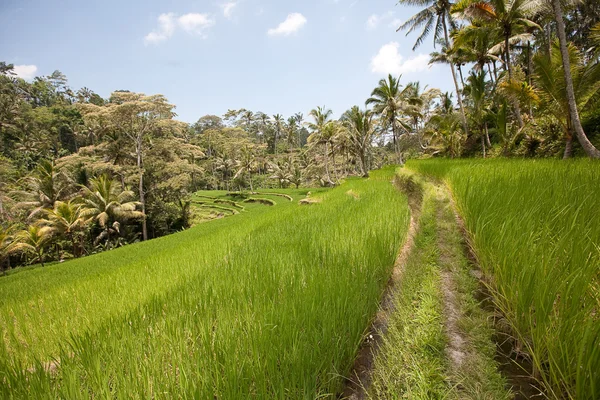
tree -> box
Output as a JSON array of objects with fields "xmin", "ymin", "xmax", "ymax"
[
  {"xmin": 16, "ymin": 160, "xmax": 71, "ymax": 219},
  {"xmin": 455, "ymin": 0, "xmax": 542, "ymax": 128},
  {"xmin": 549, "ymin": 0, "xmax": 600, "ymax": 158},
  {"xmin": 272, "ymin": 114, "xmax": 284, "ymax": 154},
  {"xmin": 366, "ymin": 75, "xmax": 408, "ymax": 162},
  {"xmin": 0, "ymin": 224, "xmax": 17, "ymax": 274},
  {"xmin": 193, "ymin": 115, "xmax": 224, "ymax": 135},
  {"xmin": 11, "ymin": 225, "xmax": 53, "ymax": 267},
  {"xmin": 78, "ymin": 92, "xmax": 178, "ymax": 240},
  {"xmin": 397, "ymin": 0, "xmax": 469, "ymax": 134},
  {"xmin": 307, "ymin": 106, "xmax": 334, "ymax": 185},
  {"xmin": 341, "ymin": 106, "xmax": 375, "ymax": 177},
  {"xmin": 233, "ymin": 146, "xmax": 257, "ymax": 191},
  {"xmin": 466, "ymin": 70, "xmax": 492, "ymax": 157},
  {"xmin": 79, "ymin": 174, "xmax": 144, "ymax": 247},
  {"xmin": 40, "ymin": 200, "xmax": 87, "ymax": 257}
]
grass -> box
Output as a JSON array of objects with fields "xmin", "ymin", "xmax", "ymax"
[
  {"xmin": 369, "ymin": 172, "xmax": 508, "ymax": 399},
  {"xmin": 0, "ymin": 167, "xmax": 410, "ymax": 398},
  {"xmin": 407, "ymin": 158, "xmax": 600, "ymax": 400}
]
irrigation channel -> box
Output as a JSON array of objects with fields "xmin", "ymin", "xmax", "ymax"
[{"xmin": 342, "ymin": 170, "xmax": 537, "ymax": 399}]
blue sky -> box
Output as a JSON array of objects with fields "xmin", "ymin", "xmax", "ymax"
[{"xmin": 0, "ymin": 0, "xmax": 455, "ymax": 123}]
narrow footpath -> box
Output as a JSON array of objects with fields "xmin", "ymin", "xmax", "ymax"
[{"xmin": 343, "ymin": 170, "xmax": 512, "ymax": 399}]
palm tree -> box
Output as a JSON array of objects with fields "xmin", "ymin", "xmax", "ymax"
[
  {"xmin": 548, "ymin": 0, "xmax": 600, "ymax": 158},
  {"xmin": 307, "ymin": 106, "xmax": 334, "ymax": 185},
  {"xmin": 241, "ymin": 110, "xmax": 255, "ymax": 133},
  {"xmin": 16, "ymin": 160, "xmax": 71, "ymax": 219},
  {"xmin": 453, "ymin": 22, "xmax": 502, "ymax": 80},
  {"xmin": 0, "ymin": 224, "xmax": 17, "ymax": 274},
  {"xmin": 341, "ymin": 106, "xmax": 375, "ymax": 177},
  {"xmin": 11, "ymin": 225, "xmax": 54, "ymax": 267},
  {"xmin": 455, "ymin": 0, "xmax": 542, "ymax": 128},
  {"xmin": 79, "ymin": 175, "xmax": 143, "ymax": 246},
  {"xmin": 272, "ymin": 114, "xmax": 284, "ymax": 154},
  {"xmin": 366, "ymin": 75, "xmax": 407, "ymax": 162},
  {"xmin": 233, "ymin": 146, "xmax": 257, "ymax": 191},
  {"xmin": 40, "ymin": 200, "xmax": 87, "ymax": 257},
  {"xmin": 269, "ymin": 160, "xmax": 293, "ymax": 188},
  {"xmin": 286, "ymin": 117, "xmax": 298, "ymax": 147},
  {"xmin": 397, "ymin": 0, "xmax": 468, "ymax": 134},
  {"xmin": 294, "ymin": 113, "xmax": 304, "ymax": 147},
  {"xmin": 533, "ymin": 41, "xmax": 600, "ymax": 158},
  {"xmin": 466, "ymin": 70, "xmax": 492, "ymax": 157}
]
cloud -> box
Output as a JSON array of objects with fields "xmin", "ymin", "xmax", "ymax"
[
  {"xmin": 366, "ymin": 11, "xmax": 397, "ymax": 30},
  {"xmin": 366, "ymin": 14, "xmax": 379, "ymax": 30},
  {"xmin": 12, "ymin": 65, "xmax": 38, "ymax": 80},
  {"xmin": 221, "ymin": 2, "xmax": 237, "ymax": 19},
  {"xmin": 145, "ymin": 13, "xmax": 177, "ymax": 44},
  {"xmin": 144, "ymin": 12, "xmax": 215, "ymax": 45},
  {"xmin": 389, "ymin": 18, "xmax": 402, "ymax": 29},
  {"xmin": 370, "ymin": 42, "xmax": 430, "ymax": 75},
  {"xmin": 267, "ymin": 13, "xmax": 307, "ymax": 36},
  {"xmin": 178, "ymin": 13, "xmax": 215, "ymax": 35}
]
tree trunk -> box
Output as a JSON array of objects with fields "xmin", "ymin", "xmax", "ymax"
[
  {"xmin": 136, "ymin": 138, "xmax": 148, "ymax": 241},
  {"xmin": 485, "ymin": 123, "xmax": 492, "ymax": 147},
  {"xmin": 324, "ymin": 142, "xmax": 332, "ymax": 184},
  {"xmin": 505, "ymin": 33, "xmax": 524, "ymax": 128},
  {"xmin": 552, "ymin": 0, "xmax": 600, "ymax": 158},
  {"xmin": 563, "ymin": 134, "xmax": 573, "ymax": 159},
  {"xmin": 482, "ymin": 135, "xmax": 486, "ymax": 158},
  {"xmin": 443, "ymin": 18, "xmax": 469, "ymax": 136},
  {"xmin": 457, "ymin": 64, "xmax": 465, "ymax": 87}
]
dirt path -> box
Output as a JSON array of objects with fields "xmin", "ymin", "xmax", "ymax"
[{"xmin": 342, "ymin": 172, "xmax": 512, "ymax": 399}]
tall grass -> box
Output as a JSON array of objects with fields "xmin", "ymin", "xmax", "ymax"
[
  {"xmin": 407, "ymin": 159, "xmax": 600, "ymax": 399},
  {"xmin": 0, "ymin": 168, "xmax": 409, "ymax": 398}
]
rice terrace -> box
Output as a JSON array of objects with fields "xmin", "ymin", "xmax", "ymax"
[{"xmin": 1, "ymin": 0, "xmax": 600, "ymax": 399}]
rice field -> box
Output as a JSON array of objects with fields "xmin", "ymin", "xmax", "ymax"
[
  {"xmin": 406, "ymin": 159, "xmax": 600, "ymax": 399},
  {"xmin": 0, "ymin": 168, "xmax": 409, "ymax": 398}
]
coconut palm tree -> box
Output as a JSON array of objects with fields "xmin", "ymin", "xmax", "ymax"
[
  {"xmin": 79, "ymin": 174, "xmax": 143, "ymax": 246},
  {"xmin": 455, "ymin": 0, "xmax": 542, "ymax": 128},
  {"xmin": 341, "ymin": 106, "xmax": 375, "ymax": 177},
  {"xmin": 233, "ymin": 146, "xmax": 257, "ymax": 191},
  {"xmin": 397, "ymin": 0, "xmax": 469, "ymax": 134},
  {"xmin": 0, "ymin": 224, "xmax": 17, "ymax": 274},
  {"xmin": 272, "ymin": 114, "xmax": 284, "ymax": 154},
  {"xmin": 11, "ymin": 225, "xmax": 54, "ymax": 267},
  {"xmin": 466, "ymin": 70, "xmax": 492, "ymax": 157},
  {"xmin": 307, "ymin": 106, "xmax": 334, "ymax": 185},
  {"xmin": 366, "ymin": 75, "xmax": 408, "ymax": 162},
  {"xmin": 548, "ymin": 0, "xmax": 600, "ymax": 158},
  {"xmin": 533, "ymin": 41, "xmax": 600, "ymax": 158},
  {"xmin": 40, "ymin": 200, "xmax": 87, "ymax": 257},
  {"xmin": 16, "ymin": 160, "xmax": 71, "ymax": 219}
]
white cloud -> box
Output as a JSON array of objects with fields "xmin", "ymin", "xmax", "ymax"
[
  {"xmin": 144, "ymin": 12, "xmax": 215, "ymax": 45},
  {"xmin": 221, "ymin": 2, "xmax": 237, "ymax": 19},
  {"xmin": 366, "ymin": 14, "xmax": 379, "ymax": 30},
  {"xmin": 366, "ymin": 11, "xmax": 397, "ymax": 31},
  {"xmin": 12, "ymin": 65, "xmax": 38, "ymax": 80},
  {"xmin": 389, "ymin": 18, "xmax": 402, "ymax": 29},
  {"xmin": 267, "ymin": 13, "xmax": 307, "ymax": 36},
  {"xmin": 370, "ymin": 42, "xmax": 430, "ymax": 75},
  {"xmin": 145, "ymin": 13, "xmax": 177, "ymax": 45},
  {"xmin": 178, "ymin": 13, "xmax": 215, "ymax": 35}
]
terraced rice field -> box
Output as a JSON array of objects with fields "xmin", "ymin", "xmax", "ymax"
[{"xmin": 0, "ymin": 168, "xmax": 409, "ymax": 398}]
